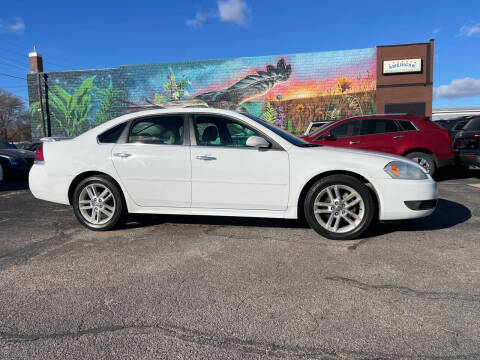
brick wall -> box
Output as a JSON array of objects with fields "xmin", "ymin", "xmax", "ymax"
[{"xmin": 27, "ymin": 47, "xmax": 377, "ymax": 139}]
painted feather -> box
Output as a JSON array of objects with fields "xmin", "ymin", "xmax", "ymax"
[{"xmin": 195, "ymin": 58, "xmax": 292, "ymax": 108}]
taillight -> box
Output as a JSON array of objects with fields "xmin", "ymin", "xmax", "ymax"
[
  {"xmin": 34, "ymin": 143, "xmax": 44, "ymax": 163},
  {"xmin": 471, "ymin": 132, "xmax": 480, "ymax": 147}
]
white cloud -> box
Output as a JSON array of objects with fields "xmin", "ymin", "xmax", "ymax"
[
  {"xmin": 458, "ymin": 23, "xmax": 480, "ymax": 37},
  {"xmin": 433, "ymin": 28, "xmax": 440, "ymax": 34},
  {"xmin": 435, "ymin": 78, "xmax": 480, "ymax": 99},
  {"xmin": 185, "ymin": 0, "xmax": 249, "ymax": 29},
  {"xmin": 0, "ymin": 17, "xmax": 25, "ymax": 34},
  {"xmin": 217, "ymin": 0, "xmax": 249, "ymax": 26},
  {"xmin": 186, "ymin": 12, "xmax": 209, "ymax": 29}
]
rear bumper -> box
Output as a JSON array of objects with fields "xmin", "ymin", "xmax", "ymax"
[
  {"xmin": 28, "ymin": 165, "xmax": 71, "ymax": 205},
  {"xmin": 372, "ymin": 177, "xmax": 437, "ymax": 221},
  {"xmin": 457, "ymin": 151, "xmax": 480, "ymax": 167}
]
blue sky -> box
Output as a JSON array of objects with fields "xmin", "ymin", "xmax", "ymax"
[{"xmin": 1, "ymin": 0, "xmax": 479, "ymax": 109}]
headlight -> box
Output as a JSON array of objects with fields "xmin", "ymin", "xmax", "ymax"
[{"xmin": 384, "ymin": 161, "xmax": 428, "ymax": 180}]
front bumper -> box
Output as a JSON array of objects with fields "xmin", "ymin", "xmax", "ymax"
[{"xmin": 371, "ymin": 177, "xmax": 438, "ymax": 221}]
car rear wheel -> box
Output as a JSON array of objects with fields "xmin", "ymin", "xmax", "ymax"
[
  {"xmin": 405, "ymin": 152, "xmax": 436, "ymax": 176},
  {"xmin": 304, "ymin": 175, "xmax": 375, "ymax": 240},
  {"xmin": 72, "ymin": 175, "xmax": 125, "ymax": 231}
]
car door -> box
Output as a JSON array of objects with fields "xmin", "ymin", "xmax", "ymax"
[
  {"xmin": 111, "ymin": 114, "xmax": 191, "ymax": 207},
  {"xmin": 357, "ymin": 118, "xmax": 403, "ymax": 154},
  {"xmin": 190, "ymin": 114, "xmax": 289, "ymax": 210},
  {"xmin": 313, "ymin": 119, "xmax": 362, "ymax": 149}
]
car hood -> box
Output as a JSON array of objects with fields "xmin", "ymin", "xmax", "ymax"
[
  {"xmin": 298, "ymin": 145, "xmax": 421, "ymax": 167},
  {"xmin": 0, "ymin": 148, "xmax": 35, "ymax": 159}
]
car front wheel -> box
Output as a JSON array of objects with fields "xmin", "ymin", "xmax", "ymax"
[
  {"xmin": 304, "ymin": 175, "xmax": 375, "ymax": 240},
  {"xmin": 72, "ymin": 175, "xmax": 125, "ymax": 231}
]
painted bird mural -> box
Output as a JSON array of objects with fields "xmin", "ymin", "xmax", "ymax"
[{"xmin": 195, "ymin": 58, "xmax": 292, "ymax": 110}]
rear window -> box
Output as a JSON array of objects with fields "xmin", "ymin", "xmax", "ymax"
[
  {"xmin": 452, "ymin": 120, "xmax": 468, "ymax": 131},
  {"xmin": 98, "ymin": 122, "xmax": 127, "ymax": 143},
  {"xmin": 0, "ymin": 139, "xmax": 16, "ymax": 149},
  {"xmin": 398, "ymin": 120, "xmax": 417, "ymax": 131},
  {"xmin": 464, "ymin": 118, "xmax": 480, "ymax": 131}
]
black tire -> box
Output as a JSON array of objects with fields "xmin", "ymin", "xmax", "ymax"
[
  {"xmin": 72, "ymin": 175, "xmax": 125, "ymax": 231},
  {"xmin": 303, "ymin": 175, "xmax": 375, "ymax": 240},
  {"xmin": 405, "ymin": 152, "xmax": 436, "ymax": 176},
  {"xmin": 0, "ymin": 163, "xmax": 4, "ymax": 183}
]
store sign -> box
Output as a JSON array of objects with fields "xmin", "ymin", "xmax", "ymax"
[{"xmin": 383, "ymin": 58, "xmax": 422, "ymax": 74}]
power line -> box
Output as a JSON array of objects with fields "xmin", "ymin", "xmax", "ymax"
[
  {"xmin": 0, "ymin": 72, "xmax": 27, "ymax": 80},
  {"xmin": 0, "ymin": 58, "xmax": 28, "ymax": 72},
  {"xmin": 0, "ymin": 42, "xmax": 73, "ymax": 71}
]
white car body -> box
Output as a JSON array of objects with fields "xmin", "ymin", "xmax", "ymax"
[{"xmin": 29, "ymin": 108, "xmax": 437, "ymax": 223}]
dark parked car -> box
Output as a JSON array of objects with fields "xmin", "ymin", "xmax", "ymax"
[
  {"xmin": 0, "ymin": 139, "xmax": 35, "ymax": 183},
  {"xmin": 303, "ymin": 115, "xmax": 455, "ymax": 176},
  {"xmin": 435, "ymin": 117, "xmax": 470, "ymax": 142},
  {"xmin": 453, "ymin": 117, "xmax": 480, "ymax": 169},
  {"xmin": 16, "ymin": 142, "xmax": 42, "ymax": 152}
]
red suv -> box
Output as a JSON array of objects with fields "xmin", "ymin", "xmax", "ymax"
[{"xmin": 303, "ymin": 115, "xmax": 454, "ymax": 175}]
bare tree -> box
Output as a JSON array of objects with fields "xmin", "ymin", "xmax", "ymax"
[{"xmin": 0, "ymin": 89, "xmax": 31, "ymax": 141}]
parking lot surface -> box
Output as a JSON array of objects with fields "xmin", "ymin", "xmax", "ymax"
[{"xmin": 0, "ymin": 171, "xmax": 479, "ymax": 359}]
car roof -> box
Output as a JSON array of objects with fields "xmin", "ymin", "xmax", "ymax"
[
  {"xmin": 345, "ymin": 114, "xmax": 427, "ymax": 121},
  {"xmin": 81, "ymin": 107, "xmax": 246, "ymax": 136}
]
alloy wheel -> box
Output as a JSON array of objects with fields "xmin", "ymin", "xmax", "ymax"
[
  {"xmin": 313, "ymin": 184, "xmax": 365, "ymax": 233},
  {"xmin": 411, "ymin": 157, "xmax": 431, "ymax": 173},
  {"xmin": 78, "ymin": 183, "xmax": 116, "ymax": 225}
]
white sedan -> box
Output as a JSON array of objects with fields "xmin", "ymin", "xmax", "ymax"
[{"xmin": 29, "ymin": 108, "xmax": 437, "ymax": 240}]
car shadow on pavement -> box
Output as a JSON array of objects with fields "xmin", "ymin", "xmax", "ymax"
[
  {"xmin": 435, "ymin": 167, "xmax": 479, "ymax": 182},
  {"xmin": 124, "ymin": 213, "xmax": 309, "ymax": 230},
  {"xmin": 367, "ymin": 198, "xmax": 471, "ymax": 237},
  {"xmin": 0, "ymin": 179, "xmax": 29, "ymax": 192},
  {"xmin": 124, "ymin": 198, "xmax": 471, "ymax": 236}
]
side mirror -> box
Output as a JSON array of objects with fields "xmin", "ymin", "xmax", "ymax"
[{"xmin": 246, "ymin": 135, "xmax": 270, "ymax": 149}]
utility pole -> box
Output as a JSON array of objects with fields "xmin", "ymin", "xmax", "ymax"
[
  {"xmin": 29, "ymin": 46, "xmax": 46, "ymax": 138},
  {"xmin": 36, "ymin": 72, "xmax": 46, "ymax": 137}
]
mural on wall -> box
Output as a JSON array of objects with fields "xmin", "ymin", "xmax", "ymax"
[{"xmin": 28, "ymin": 47, "xmax": 376, "ymax": 138}]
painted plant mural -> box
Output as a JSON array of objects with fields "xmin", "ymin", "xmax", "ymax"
[{"xmin": 28, "ymin": 47, "xmax": 376, "ymax": 137}]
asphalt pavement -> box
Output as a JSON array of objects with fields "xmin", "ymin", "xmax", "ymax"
[{"xmin": 0, "ymin": 170, "xmax": 479, "ymax": 359}]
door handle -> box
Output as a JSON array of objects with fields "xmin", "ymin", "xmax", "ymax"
[
  {"xmin": 349, "ymin": 141, "xmax": 360, "ymax": 145},
  {"xmin": 393, "ymin": 135, "xmax": 404, "ymax": 139},
  {"xmin": 196, "ymin": 155, "xmax": 217, "ymax": 161},
  {"xmin": 113, "ymin": 152, "xmax": 132, "ymax": 158}
]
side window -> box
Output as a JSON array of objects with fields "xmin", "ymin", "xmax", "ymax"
[
  {"xmin": 98, "ymin": 122, "xmax": 127, "ymax": 143},
  {"xmin": 361, "ymin": 119, "xmax": 400, "ymax": 135},
  {"xmin": 398, "ymin": 120, "xmax": 417, "ymax": 131},
  {"xmin": 195, "ymin": 121, "xmax": 221, "ymax": 146},
  {"xmin": 128, "ymin": 116, "xmax": 184, "ymax": 145},
  {"xmin": 194, "ymin": 116, "xmax": 262, "ymax": 147},
  {"xmin": 330, "ymin": 120, "xmax": 361, "ymax": 138}
]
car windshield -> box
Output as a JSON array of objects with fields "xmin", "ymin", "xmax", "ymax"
[
  {"xmin": 241, "ymin": 113, "xmax": 319, "ymax": 147},
  {"xmin": 0, "ymin": 139, "xmax": 16, "ymax": 149}
]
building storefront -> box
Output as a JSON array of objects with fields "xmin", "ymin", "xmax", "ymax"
[{"xmin": 27, "ymin": 40, "xmax": 434, "ymax": 138}]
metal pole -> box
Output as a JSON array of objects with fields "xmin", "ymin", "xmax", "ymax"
[{"xmin": 36, "ymin": 72, "xmax": 46, "ymax": 138}]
